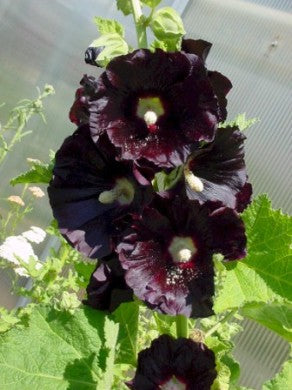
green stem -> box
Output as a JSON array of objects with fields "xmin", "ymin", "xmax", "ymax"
[
  {"xmin": 176, "ymin": 315, "xmax": 189, "ymax": 338},
  {"xmin": 204, "ymin": 310, "xmax": 236, "ymax": 339},
  {"xmin": 130, "ymin": 0, "xmax": 148, "ymax": 48}
]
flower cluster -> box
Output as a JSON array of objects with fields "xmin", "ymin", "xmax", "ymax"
[
  {"xmin": 48, "ymin": 39, "xmax": 251, "ymax": 317},
  {"xmin": 0, "ymin": 226, "xmax": 46, "ymax": 277}
]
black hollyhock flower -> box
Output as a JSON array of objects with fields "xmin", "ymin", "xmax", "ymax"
[
  {"xmin": 117, "ymin": 197, "xmax": 246, "ymax": 317},
  {"xmin": 127, "ymin": 334, "xmax": 217, "ymax": 390},
  {"xmin": 69, "ymin": 75, "xmax": 101, "ymax": 126},
  {"xmin": 83, "ymin": 48, "xmax": 231, "ymax": 168},
  {"xmin": 48, "ymin": 125, "xmax": 153, "ymax": 259},
  {"xmin": 184, "ymin": 126, "xmax": 252, "ymax": 212},
  {"xmin": 84, "ymin": 255, "xmax": 133, "ymax": 312}
]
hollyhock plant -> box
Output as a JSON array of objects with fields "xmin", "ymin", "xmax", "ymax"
[
  {"xmin": 1, "ymin": 2, "xmax": 289, "ymax": 390},
  {"xmin": 84, "ymin": 255, "xmax": 133, "ymax": 312},
  {"xmin": 127, "ymin": 334, "xmax": 217, "ymax": 390},
  {"xmin": 48, "ymin": 125, "xmax": 153, "ymax": 258},
  {"xmin": 71, "ymin": 48, "xmax": 231, "ymax": 168},
  {"xmin": 117, "ymin": 197, "xmax": 246, "ymax": 317}
]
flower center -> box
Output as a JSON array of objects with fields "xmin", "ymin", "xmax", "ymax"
[
  {"xmin": 168, "ymin": 236, "xmax": 197, "ymax": 264},
  {"xmin": 137, "ymin": 96, "xmax": 164, "ymax": 133},
  {"xmin": 98, "ymin": 178, "xmax": 135, "ymax": 206},
  {"xmin": 160, "ymin": 376, "xmax": 186, "ymax": 390},
  {"xmin": 184, "ymin": 166, "xmax": 204, "ymax": 192}
]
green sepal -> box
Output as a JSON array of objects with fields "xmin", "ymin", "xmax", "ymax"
[
  {"xmin": 150, "ymin": 39, "xmax": 168, "ymax": 51},
  {"xmin": 152, "ymin": 165, "xmax": 183, "ymax": 192},
  {"xmin": 141, "ymin": 0, "xmax": 162, "ymax": 8},
  {"xmin": 116, "ymin": 0, "xmax": 132, "ymax": 16},
  {"xmin": 219, "ymin": 113, "xmax": 259, "ymax": 131},
  {"xmin": 150, "ymin": 7, "xmax": 185, "ymax": 46}
]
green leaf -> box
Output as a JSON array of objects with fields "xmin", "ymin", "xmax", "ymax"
[
  {"xmin": 219, "ymin": 113, "xmax": 259, "ymax": 131},
  {"xmin": 150, "ymin": 7, "xmax": 186, "ymax": 41},
  {"xmin": 0, "ymin": 308, "xmax": 19, "ymax": 333},
  {"xmin": 211, "ymin": 353, "xmax": 240, "ymax": 390},
  {"xmin": 262, "ymin": 357, "xmax": 292, "ymax": 390},
  {"xmin": 112, "ymin": 301, "xmax": 139, "ymax": 366},
  {"xmin": 214, "ymin": 195, "xmax": 292, "ymax": 313},
  {"xmin": 241, "ymin": 301, "xmax": 292, "ymax": 342},
  {"xmin": 73, "ymin": 261, "xmax": 96, "ymax": 288},
  {"xmin": 204, "ymin": 318, "xmax": 243, "ymax": 390},
  {"xmin": 141, "ymin": 0, "xmax": 161, "ymax": 8},
  {"xmin": 153, "ymin": 312, "xmax": 177, "ymax": 337},
  {"xmin": 93, "ymin": 16, "xmax": 124, "ymax": 37},
  {"xmin": 91, "ymin": 33, "xmax": 129, "ymax": 67},
  {"xmin": 10, "ymin": 156, "xmax": 54, "ymax": 185},
  {"xmin": 116, "ymin": 0, "xmax": 132, "ymax": 16},
  {"xmin": 152, "ymin": 165, "xmax": 183, "ymax": 192},
  {"xmin": 0, "ymin": 305, "xmax": 119, "ymax": 389}
]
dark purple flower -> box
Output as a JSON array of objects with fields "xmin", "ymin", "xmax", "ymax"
[
  {"xmin": 69, "ymin": 75, "xmax": 101, "ymax": 126},
  {"xmin": 84, "ymin": 255, "xmax": 133, "ymax": 312},
  {"xmin": 182, "ymin": 39, "xmax": 232, "ymax": 120},
  {"xmin": 48, "ymin": 125, "xmax": 153, "ymax": 259},
  {"xmin": 76, "ymin": 48, "xmax": 231, "ymax": 168},
  {"xmin": 127, "ymin": 334, "xmax": 217, "ymax": 390},
  {"xmin": 184, "ymin": 126, "xmax": 252, "ymax": 211},
  {"xmin": 116, "ymin": 197, "xmax": 246, "ymax": 317}
]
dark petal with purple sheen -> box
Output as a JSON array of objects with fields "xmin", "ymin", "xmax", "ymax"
[
  {"xmin": 236, "ymin": 182, "xmax": 252, "ymax": 212},
  {"xmin": 207, "ymin": 71, "xmax": 232, "ymax": 120},
  {"xmin": 117, "ymin": 205, "xmax": 215, "ymax": 317},
  {"xmin": 84, "ymin": 256, "xmax": 133, "ymax": 312},
  {"xmin": 127, "ymin": 334, "xmax": 216, "ymax": 390},
  {"xmin": 209, "ymin": 206, "xmax": 247, "ymax": 260},
  {"xmin": 186, "ymin": 126, "xmax": 251, "ymax": 212},
  {"xmin": 88, "ymin": 49, "xmax": 226, "ymax": 167},
  {"xmin": 48, "ymin": 125, "xmax": 153, "ymax": 259},
  {"xmin": 117, "ymin": 197, "xmax": 246, "ymax": 317},
  {"xmin": 69, "ymin": 75, "xmax": 102, "ymax": 126},
  {"xmin": 182, "ymin": 38, "xmax": 212, "ymax": 62}
]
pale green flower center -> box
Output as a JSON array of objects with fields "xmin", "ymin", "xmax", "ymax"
[
  {"xmin": 98, "ymin": 178, "xmax": 135, "ymax": 206},
  {"xmin": 137, "ymin": 96, "xmax": 164, "ymax": 127},
  {"xmin": 168, "ymin": 236, "xmax": 197, "ymax": 263}
]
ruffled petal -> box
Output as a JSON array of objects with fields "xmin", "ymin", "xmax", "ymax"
[
  {"xmin": 127, "ymin": 334, "xmax": 216, "ymax": 390},
  {"xmin": 84, "ymin": 256, "xmax": 133, "ymax": 311},
  {"xmin": 186, "ymin": 126, "xmax": 251, "ymax": 211},
  {"xmin": 48, "ymin": 125, "xmax": 153, "ymax": 259},
  {"xmin": 86, "ymin": 49, "xmax": 227, "ymax": 167}
]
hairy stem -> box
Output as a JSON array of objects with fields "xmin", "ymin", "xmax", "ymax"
[
  {"xmin": 176, "ymin": 314, "xmax": 189, "ymax": 338},
  {"xmin": 130, "ymin": 0, "xmax": 148, "ymax": 48}
]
